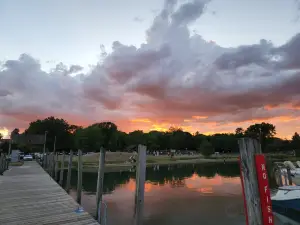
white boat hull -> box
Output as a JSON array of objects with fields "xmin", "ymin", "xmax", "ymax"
[{"xmin": 271, "ymin": 186, "xmax": 300, "ymax": 222}]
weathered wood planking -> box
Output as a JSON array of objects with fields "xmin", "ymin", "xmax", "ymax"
[
  {"xmin": 238, "ymin": 138, "xmax": 263, "ymax": 225},
  {"xmin": 0, "ymin": 161, "xmax": 99, "ymax": 225}
]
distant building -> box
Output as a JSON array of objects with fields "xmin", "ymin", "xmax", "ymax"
[{"xmin": 12, "ymin": 134, "xmax": 45, "ymax": 145}]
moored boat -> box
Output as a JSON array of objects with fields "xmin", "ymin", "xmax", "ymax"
[
  {"xmin": 280, "ymin": 161, "xmax": 300, "ymax": 177},
  {"xmin": 272, "ymin": 186, "xmax": 300, "ymax": 222}
]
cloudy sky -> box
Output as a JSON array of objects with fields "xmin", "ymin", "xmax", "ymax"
[{"xmin": 1, "ymin": 0, "xmax": 300, "ymax": 138}]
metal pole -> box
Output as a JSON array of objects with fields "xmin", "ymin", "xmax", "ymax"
[{"xmin": 96, "ymin": 147, "xmax": 106, "ymax": 221}]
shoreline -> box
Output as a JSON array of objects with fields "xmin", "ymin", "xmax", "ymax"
[
  {"xmin": 78, "ymin": 158, "xmax": 239, "ymax": 173},
  {"xmin": 57, "ymin": 154, "xmax": 300, "ymax": 173}
]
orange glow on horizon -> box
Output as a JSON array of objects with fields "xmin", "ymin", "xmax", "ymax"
[
  {"xmin": 130, "ymin": 118, "xmax": 151, "ymax": 123},
  {"xmin": 0, "ymin": 128, "xmax": 9, "ymax": 138},
  {"xmin": 192, "ymin": 116, "xmax": 208, "ymax": 120}
]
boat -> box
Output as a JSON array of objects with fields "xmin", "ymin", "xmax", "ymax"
[
  {"xmin": 271, "ymin": 186, "xmax": 300, "ymax": 222},
  {"xmin": 280, "ymin": 161, "xmax": 300, "ymax": 177},
  {"xmin": 273, "ymin": 212, "xmax": 300, "ymax": 225},
  {"xmin": 292, "ymin": 176, "xmax": 300, "ymax": 186}
]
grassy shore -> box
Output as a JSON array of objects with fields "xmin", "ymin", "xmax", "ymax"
[
  {"xmin": 9, "ymin": 161, "xmax": 24, "ymax": 166},
  {"xmin": 57, "ymin": 152, "xmax": 239, "ymax": 172},
  {"xmin": 56, "ymin": 152, "xmax": 300, "ymax": 173}
]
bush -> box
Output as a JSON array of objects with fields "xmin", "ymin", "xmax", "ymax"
[{"xmin": 200, "ymin": 140, "xmax": 214, "ymax": 157}]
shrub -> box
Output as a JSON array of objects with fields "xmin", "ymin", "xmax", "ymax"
[{"xmin": 200, "ymin": 140, "xmax": 214, "ymax": 157}]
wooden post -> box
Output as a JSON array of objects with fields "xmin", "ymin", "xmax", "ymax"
[
  {"xmin": 4, "ymin": 155, "xmax": 9, "ymax": 170},
  {"xmin": 76, "ymin": 150, "xmax": 83, "ymax": 204},
  {"xmin": 43, "ymin": 153, "xmax": 47, "ymax": 169},
  {"xmin": 48, "ymin": 153, "xmax": 52, "ymax": 175},
  {"xmin": 0, "ymin": 154, "xmax": 3, "ymax": 173},
  {"xmin": 47, "ymin": 153, "xmax": 50, "ymax": 170},
  {"xmin": 287, "ymin": 167, "xmax": 293, "ymax": 185},
  {"xmin": 51, "ymin": 153, "xmax": 56, "ymax": 177},
  {"xmin": 65, "ymin": 150, "xmax": 73, "ymax": 191},
  {"xmin": 238, "ymin": 138, "xmax": 263, "ymax": 225},
  {"xmin": 96, "ymin": 147, "xmax": 106, "ymax": 222},
  {"xmin": 54, "ymin": 153, "xmax": 59, "ymax": 181},
  {"xmin": 134, "ymin": 145, "xmax": 147, "ymax": 225},
  {"xmin": 8, "ymin": 139, "xmax": 12, "ymax": 156},
  {"xmin": 59, "ymin": 152, "xmax": 65, "ymax": 186}
]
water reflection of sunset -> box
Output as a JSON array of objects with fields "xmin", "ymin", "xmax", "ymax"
[
  {"xmin": 117, "ymin": 173, "xmax": 242, "ymax": 196},
  {"xmin": 101, "ymin": 171, "xmax": 243, "ymax": 225}
]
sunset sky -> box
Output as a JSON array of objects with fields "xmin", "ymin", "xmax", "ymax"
[{"xmin": 1, "ymin": 0, "xmax": 300, "ymax": 138}]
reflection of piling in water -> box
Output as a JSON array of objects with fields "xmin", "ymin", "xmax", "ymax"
[{"xmin": 153, "ymin": 165, "xmax": 159, "ymax": 171}]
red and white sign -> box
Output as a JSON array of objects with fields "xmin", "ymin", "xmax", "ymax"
[{"xmin": 255, "ymin": 154, "xmax": 274, "ymax": 225}]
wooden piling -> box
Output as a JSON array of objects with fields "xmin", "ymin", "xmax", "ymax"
[
  {"xmin": 76, "ymin": 150, "xmax": 83, "ymax": 204},
  {"xmin": 49, "ymin": 153, "xmax": 53, "ymax": 176},
  {"xmin": 66, "ymin": 150, "xmax": 73, "ymax": 191},
  {"xmin": 0, "ymin": 154, "xmax": 4, "ymax": 173},
  {"xmin": 96, "ymin": 147, "xmax": 106, "ymax": 222},
  {"xmin": 54, "ymin": 153, "xmax": 59, "ymax": 181},
  {"xmin": 51, "ymin": 153, "xmax": 56, "ymax": 177},
  {"xmin": 59, "ymin": 152, "xmax": 65, "ymax": 186},
  {"xmin": 47, "ymin": 153, "xmax": 50, "ymax": 170},
  {"xmin": 134, "ymin": 145, "xmax": 147, "ymax": 225},
  {"xmin": 238, "ymin": 138, "xmax": 263, "ymax": 225}
]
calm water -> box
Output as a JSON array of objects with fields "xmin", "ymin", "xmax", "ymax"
[{"xmin": 60, "ymin": 163, "xmax": 298, "ymax": 225}]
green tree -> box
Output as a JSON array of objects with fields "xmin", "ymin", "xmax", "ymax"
[
  {"xmin": 291, "ymin": 132, "xmax": 300, "ymax": 156},
  {"xmin": 245, "ymin": 122, "xmax": 276, "ymax": 152},
  {"xmin": 210, "ymin": 133, "xmax": 238, "ymax": 153},
  {"xmin": 128, "ymin": 130, "xmax": 146, "ymax": 146},
  {"xmin": 235, "ymin": 127, "xmax": 244, "ymax": 137},
  {"xmin": 194, "ymin": 132, "xmax": 207, "ymax": 152},
  {"xmin": 245, "ymin": 122, "xmax": 276, "ymax": 139},
  {"xmin": 90, "ymin": 122, "xmax": 118, "ymax": 149},
  {"xmin": 25, "ymin": 117, "xmax": 76, "ymax": 150},
  {"xmin": 199, "ymin": 140, "xmax": 214, "ymax": 157}
]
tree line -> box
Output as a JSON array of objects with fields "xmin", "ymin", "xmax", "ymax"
[{"xmin": 0, "ymin": 116, "xmax": 300, "ymax": 155}]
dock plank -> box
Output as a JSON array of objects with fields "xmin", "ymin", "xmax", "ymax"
[{"xmin": 0, "ymin": 161, "xmax": 99, "ymax": 225}]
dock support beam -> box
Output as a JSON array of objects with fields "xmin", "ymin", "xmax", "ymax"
[
  {"xmin": 239, "ymin": 138, "xmax": 265, "ymax": 225},
  {"xmin": 96, "ymin": 147, "xmax": 106, "ymax": 223},
  {"xmin": 66, "ymin": 150, "xmax": 73, "ymax": 191},
  {"xmin": 76, "ymin": 150, "xmax": 83, "ymax": 204},
  {"xmin": 59, "ymin": 152, "xmax": 65, "ymax": 186},
  {"xmin": 134, "ymin": 144, "xmax": 147, "ymax": 225},
  {"xmin": 54, "ymin": 153, "xmax": 59, "ymax": 181}
]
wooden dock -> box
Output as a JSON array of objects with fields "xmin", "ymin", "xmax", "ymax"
[{"xmin": 0, "ymin": 161, "xmax": 99, "ymax": 225}]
